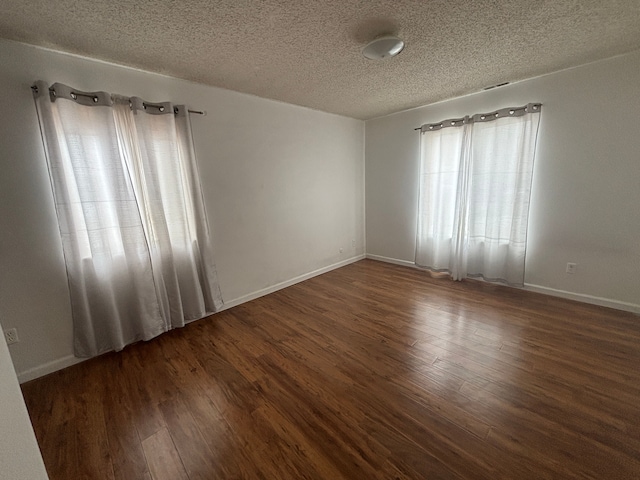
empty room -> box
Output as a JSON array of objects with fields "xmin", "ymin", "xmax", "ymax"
[{"xmin": 1, "ymin": 1, "xmax": 639, "ymax": 479}]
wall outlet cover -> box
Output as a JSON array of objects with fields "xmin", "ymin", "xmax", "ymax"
[{"xmin": 4, "ymin": 328, "xmax": 19, "ymax": 345}]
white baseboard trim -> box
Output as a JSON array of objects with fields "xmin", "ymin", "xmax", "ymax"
[
  {"xmin": 17, "ymin": 354, "xmax": 84, "ymax": 384},
  {"xmin": 220, "ymin": 254, "xmax": 366, "ymax": 311},
  {"xmin": 18, "ymin": 254, "xmax": 635, "ymax": 382},
  {"xmin": 365, "ymin": 254, "xmax": 417, "ymax": 269},
  {"xmin": 366, "ymin": 254, "xmax": 639, "ymax": 315},
  {"xmin": 524, "ymin": 284, "xmax": 640, "ymax": 314},
  {"xmin": 17, "ymin": 255, "xmax": 366, "ymax": 383},
  {"xmin": 16, "ymin": 254, "xmax": 366, "ymax": 383}
]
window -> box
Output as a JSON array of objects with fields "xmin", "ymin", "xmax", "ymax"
[
  {"xmin": 415, "ymin": 104, "xmax": 541, "ymax": 286},
  {"xmin": 33, "ymin": 81, "xmax": 223, "ymax": 357}
]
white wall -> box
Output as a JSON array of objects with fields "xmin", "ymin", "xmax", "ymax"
[
  {"xmin": 0, "ymin": 39, "xmax": 365, "ymax": 381},
  {"xmin": 0, "ymin": 328, "xmax": 49, "ymax": 480},
  {"xmin": 366, "ymin": 50, "xmax": 640, "ymax": 311}
]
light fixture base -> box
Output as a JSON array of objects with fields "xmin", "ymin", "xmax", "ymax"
[{"xmin": 362, "ymin": 35, "xmax": 405, "ymax": 60}]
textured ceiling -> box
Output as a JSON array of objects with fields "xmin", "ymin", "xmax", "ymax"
[{"xmin": 1, "ymin": 0, "xmax": 640, "ymax": 119}]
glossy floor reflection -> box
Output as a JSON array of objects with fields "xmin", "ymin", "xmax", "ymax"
[{"xmin": 22, "ymin": 259, "xmax": 640, "ymax": 479}]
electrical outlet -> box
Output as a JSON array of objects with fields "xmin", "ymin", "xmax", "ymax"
[
  {"xmin": 566, "ymin": 263, "xmax": 577, "ymax": 274},
  {"xmin": 4, "ymin": 328, "xmax": 19, "ymax": 345},
  {"xmin": 351, "ymin": 239, "xmax": 356, "ymax": 248}
]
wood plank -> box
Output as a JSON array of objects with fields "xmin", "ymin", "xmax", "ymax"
[
  {"xmin": 21, "ymin": 259, "xmax": 640, "ymax": 479},
  {"xmin": 180, "ymin": 392, "xmax": 257, "ymax": 480},
  {"xmin": 141, "ymin": 427, "xmax": 189, "ymax": 480},
  {"xmin": 102, "ymin": 353, "xmax": 151, "ymax": 480},
  {"xmin": 68, "ymin": 360, "xmax": 115, "ymax": 480},
  {"xmin": 159, "ymin": 395, "xmax": 220, "ymax": 480}
]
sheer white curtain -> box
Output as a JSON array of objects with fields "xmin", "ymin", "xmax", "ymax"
[
  {"xmin": 33, "ymin": 81, "xmax": 223, "ymax": 357},
  {"xmin": 415, "ymin": 104, "xmax": 541, "ymax": 286}
]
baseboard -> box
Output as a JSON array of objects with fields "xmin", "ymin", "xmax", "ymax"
[
  {"xmin": 17, "ymin": 355, "xmax": 84, "ymax": 384},
  {"xmin": 366, "ymin": 254, "xmax": 639, "ymax": 315},
  {"xmin": 15, "ymin": 254, "xmax": 366, "ymax": 383},
  {"xmin": 524, "ymin": 284, "xmax": 640, "ymax": 314},
  {"xmin": 365, "ymin": 254, "xmax": 417, "ymax": 269},
  {"xmin": 220, "ymin": 254, "xmax": 366, "ymax": 311},
  {"xmin": 18, "ymin": 254, "xmax": 634, "ymax": 383}
]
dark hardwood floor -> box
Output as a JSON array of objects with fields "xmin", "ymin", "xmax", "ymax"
[{"xmin": 21, "ymin": 259, "xmax": 640, "ymax": 479}]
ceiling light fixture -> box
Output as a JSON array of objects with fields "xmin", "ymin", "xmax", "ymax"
[{"xmin": 362, "ymin": 35, "xmax": 405, "ymax": 60}]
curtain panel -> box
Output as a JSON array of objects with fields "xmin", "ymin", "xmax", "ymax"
[
  {"xmin": 33, "ymin": 81, "xmax": 223, "ymax": 357},
  {"xmin": 415, "ymin": 104, "xmax": 541, "ymax": 286}
]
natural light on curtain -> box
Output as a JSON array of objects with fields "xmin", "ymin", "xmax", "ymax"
[
  {"xmin": 415, "ymin": 104, "xmax": 541, "ymax": 286},
  {"xmin": 33, "ymin": 81, "xmax": 223, "ymax": 357}
]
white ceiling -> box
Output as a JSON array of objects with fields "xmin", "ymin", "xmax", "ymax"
[{"xmin": 1, "ymin": 0, "xmax": 639, "ymax": 119}]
